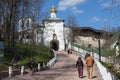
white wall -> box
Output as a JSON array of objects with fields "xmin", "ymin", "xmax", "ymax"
[{"xmin": 43, "ymin": 20, "xmax": 65, "ymax": 50}]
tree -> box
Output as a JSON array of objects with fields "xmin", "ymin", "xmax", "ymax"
[
  {"xmin": 102, "ymin": 0, "xmax": 120, "ymax": 34},
  {"xmin": 65, "ymin": 15, "xmax": 79, "ymax": 49},
  {"xmin": 0, "ymin": 0, "xmax": 22, "ymax": 46},
  {"xmin": 0, "ymin": 0, "xmax": 45, "ymax": 46},
  {"xmin": 18, "ymin": 0, "xmax": 45, "ymax": 57},
  {"xmin": 66, "ymin": 15, "xmax": 79, "ymax": 27}
]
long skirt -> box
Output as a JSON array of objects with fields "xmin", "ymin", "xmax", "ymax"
[{"xmin": 78, "ymin": 67, "xmax": 83, "ymax": 77}]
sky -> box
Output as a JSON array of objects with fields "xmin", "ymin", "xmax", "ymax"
[{"xmin": 42, "ymin": 0, "xmax": 120, "ymax": 30}]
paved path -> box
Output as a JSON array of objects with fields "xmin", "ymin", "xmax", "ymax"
[{"xmin": 4, "ymin": 51, "xmax": 100, "ymax": 80}]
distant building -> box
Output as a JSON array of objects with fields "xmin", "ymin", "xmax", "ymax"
[{"xmin": 18, "ymin": 18, "xmax": 32, "ymax": 32}]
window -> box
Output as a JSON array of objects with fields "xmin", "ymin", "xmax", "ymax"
[{"xmin": 26, "ymin": 20, "xmax": 30, "ymax": 30}]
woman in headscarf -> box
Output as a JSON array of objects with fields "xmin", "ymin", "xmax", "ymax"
[{"xmin": 76, "ymin": 57, "xmax": 84, "ymax": 78}]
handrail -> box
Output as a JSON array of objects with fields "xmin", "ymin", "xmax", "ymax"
[{"xmin": 47, "ymin": 49, "xmax": 57, "ymax": 68}]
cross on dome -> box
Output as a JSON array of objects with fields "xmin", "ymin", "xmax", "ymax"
[{"xmin": 50, "ymin": 1, "xmax": 57, "ymax": 18}]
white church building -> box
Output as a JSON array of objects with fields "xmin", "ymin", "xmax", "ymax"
[
  {"xmin": 18, "ymin": 5, "xmax": 106, "ymax": 51},
  {"xmin": 42, "ymin": 5, "xmax": 65, "ymax": 50},
  {"xmin": 18, "ymin": 5, "xmax": 72, "ymax": 51}
]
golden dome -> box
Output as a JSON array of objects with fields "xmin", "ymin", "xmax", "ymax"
[{"xmin": 50, "ymin": 5, "xmax": 57, "ymax": 13}]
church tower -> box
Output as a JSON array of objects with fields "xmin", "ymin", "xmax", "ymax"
[
  {"xmin": 50, "ymin": 5, "xmax": 57, "ymax": 19},
  {"xmin": 43, "ymin": 4, "xmax": 65, "ymax": 51}
]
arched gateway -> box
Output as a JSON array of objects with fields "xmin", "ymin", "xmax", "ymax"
[{"xmin": 50, "ymin": 39, "xmax": 59, "ymax": 51}]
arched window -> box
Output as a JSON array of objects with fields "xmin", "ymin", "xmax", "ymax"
[
  {"xmin": 26, "ymin": 20, "xmax": 30, "ymax": 30},
  {"xmin": 53, "ymin": 33, "xmax": 57, "ymax": 39}
]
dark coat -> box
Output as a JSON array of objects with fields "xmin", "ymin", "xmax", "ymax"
[
  {"xmin": 85, "ymin": 53, "xmax": 89, "ymax": 60},
  {"xmin": 76, "ymin": 60, "xmax": 84, "ymax": 67}
]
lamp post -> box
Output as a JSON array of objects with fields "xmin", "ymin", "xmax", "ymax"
[{"xmin": 98, "ymin": 34, "xmax": 101, "ymax": 62}]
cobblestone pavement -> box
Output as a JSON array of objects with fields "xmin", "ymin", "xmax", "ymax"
[{"xmin": 4, "ymin": 51, "xmax": 100, "ymax": 80}]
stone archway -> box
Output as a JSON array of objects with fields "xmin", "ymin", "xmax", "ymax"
[{"xmin": 50, "ymin": 39, "xmax": 59, "ymax": 51}]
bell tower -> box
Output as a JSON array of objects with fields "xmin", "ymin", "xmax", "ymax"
[
  {"xmin": 50, "ymin": 4, "xmax": 57, "ymax": 18},
  {"xmin": 43, "ymin": 0, "xmax": 65, "ymax": 50}
]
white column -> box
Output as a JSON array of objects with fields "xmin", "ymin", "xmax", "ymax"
[
  {"xmin": 43, "ymin": 63, "xmax": 45, "ymax": 69},
  {"xmin": 21, "ymin": 66, "xmax": 24, "ymax": 76},
  {"xmin": 38, "ymin": 63, "xmax": 40, "ymax": 71},
  {"xmin": 9, "ymin": 66, "xmax": 12, "ymax": 77}
]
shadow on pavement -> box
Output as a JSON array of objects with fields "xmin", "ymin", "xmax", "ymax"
[
  {"xmin": 82, "ymin": 76, "xmax": 86, "ymax": 78},
  {"xmin": 93, "ymin": 76, "xmax": 97, "ymax": 79}
]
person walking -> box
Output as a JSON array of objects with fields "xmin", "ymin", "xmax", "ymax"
[
  {"xmin": 86, "ymin": 54, "xmax": 94, "ymax": 79},
  {"xmin": 76, "ymin": 57, "xmax": 84, "ymax": 78},
  {"xmin": 67, "ymin": 49, "xmax": 70, "ymax": 54},
  {"xmin": 28, "ymin": 58, "xmax": 35, "ymax": 76},
  {"xmin": 85, "ymin": 52, "xmax": 89, "ymax": 60}
]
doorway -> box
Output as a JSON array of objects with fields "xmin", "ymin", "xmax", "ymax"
[{"xmin": 50, "ymin": 40, "xmax": 59, "ymax": 51}]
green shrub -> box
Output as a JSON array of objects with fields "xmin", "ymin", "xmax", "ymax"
[
  {"xmin": 18, "ymin": 57, "xmax": 30, "ymax": 66},
  {"xmin": 4, "ymin": 42, "xmax": 54, "ymax": 66}
]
